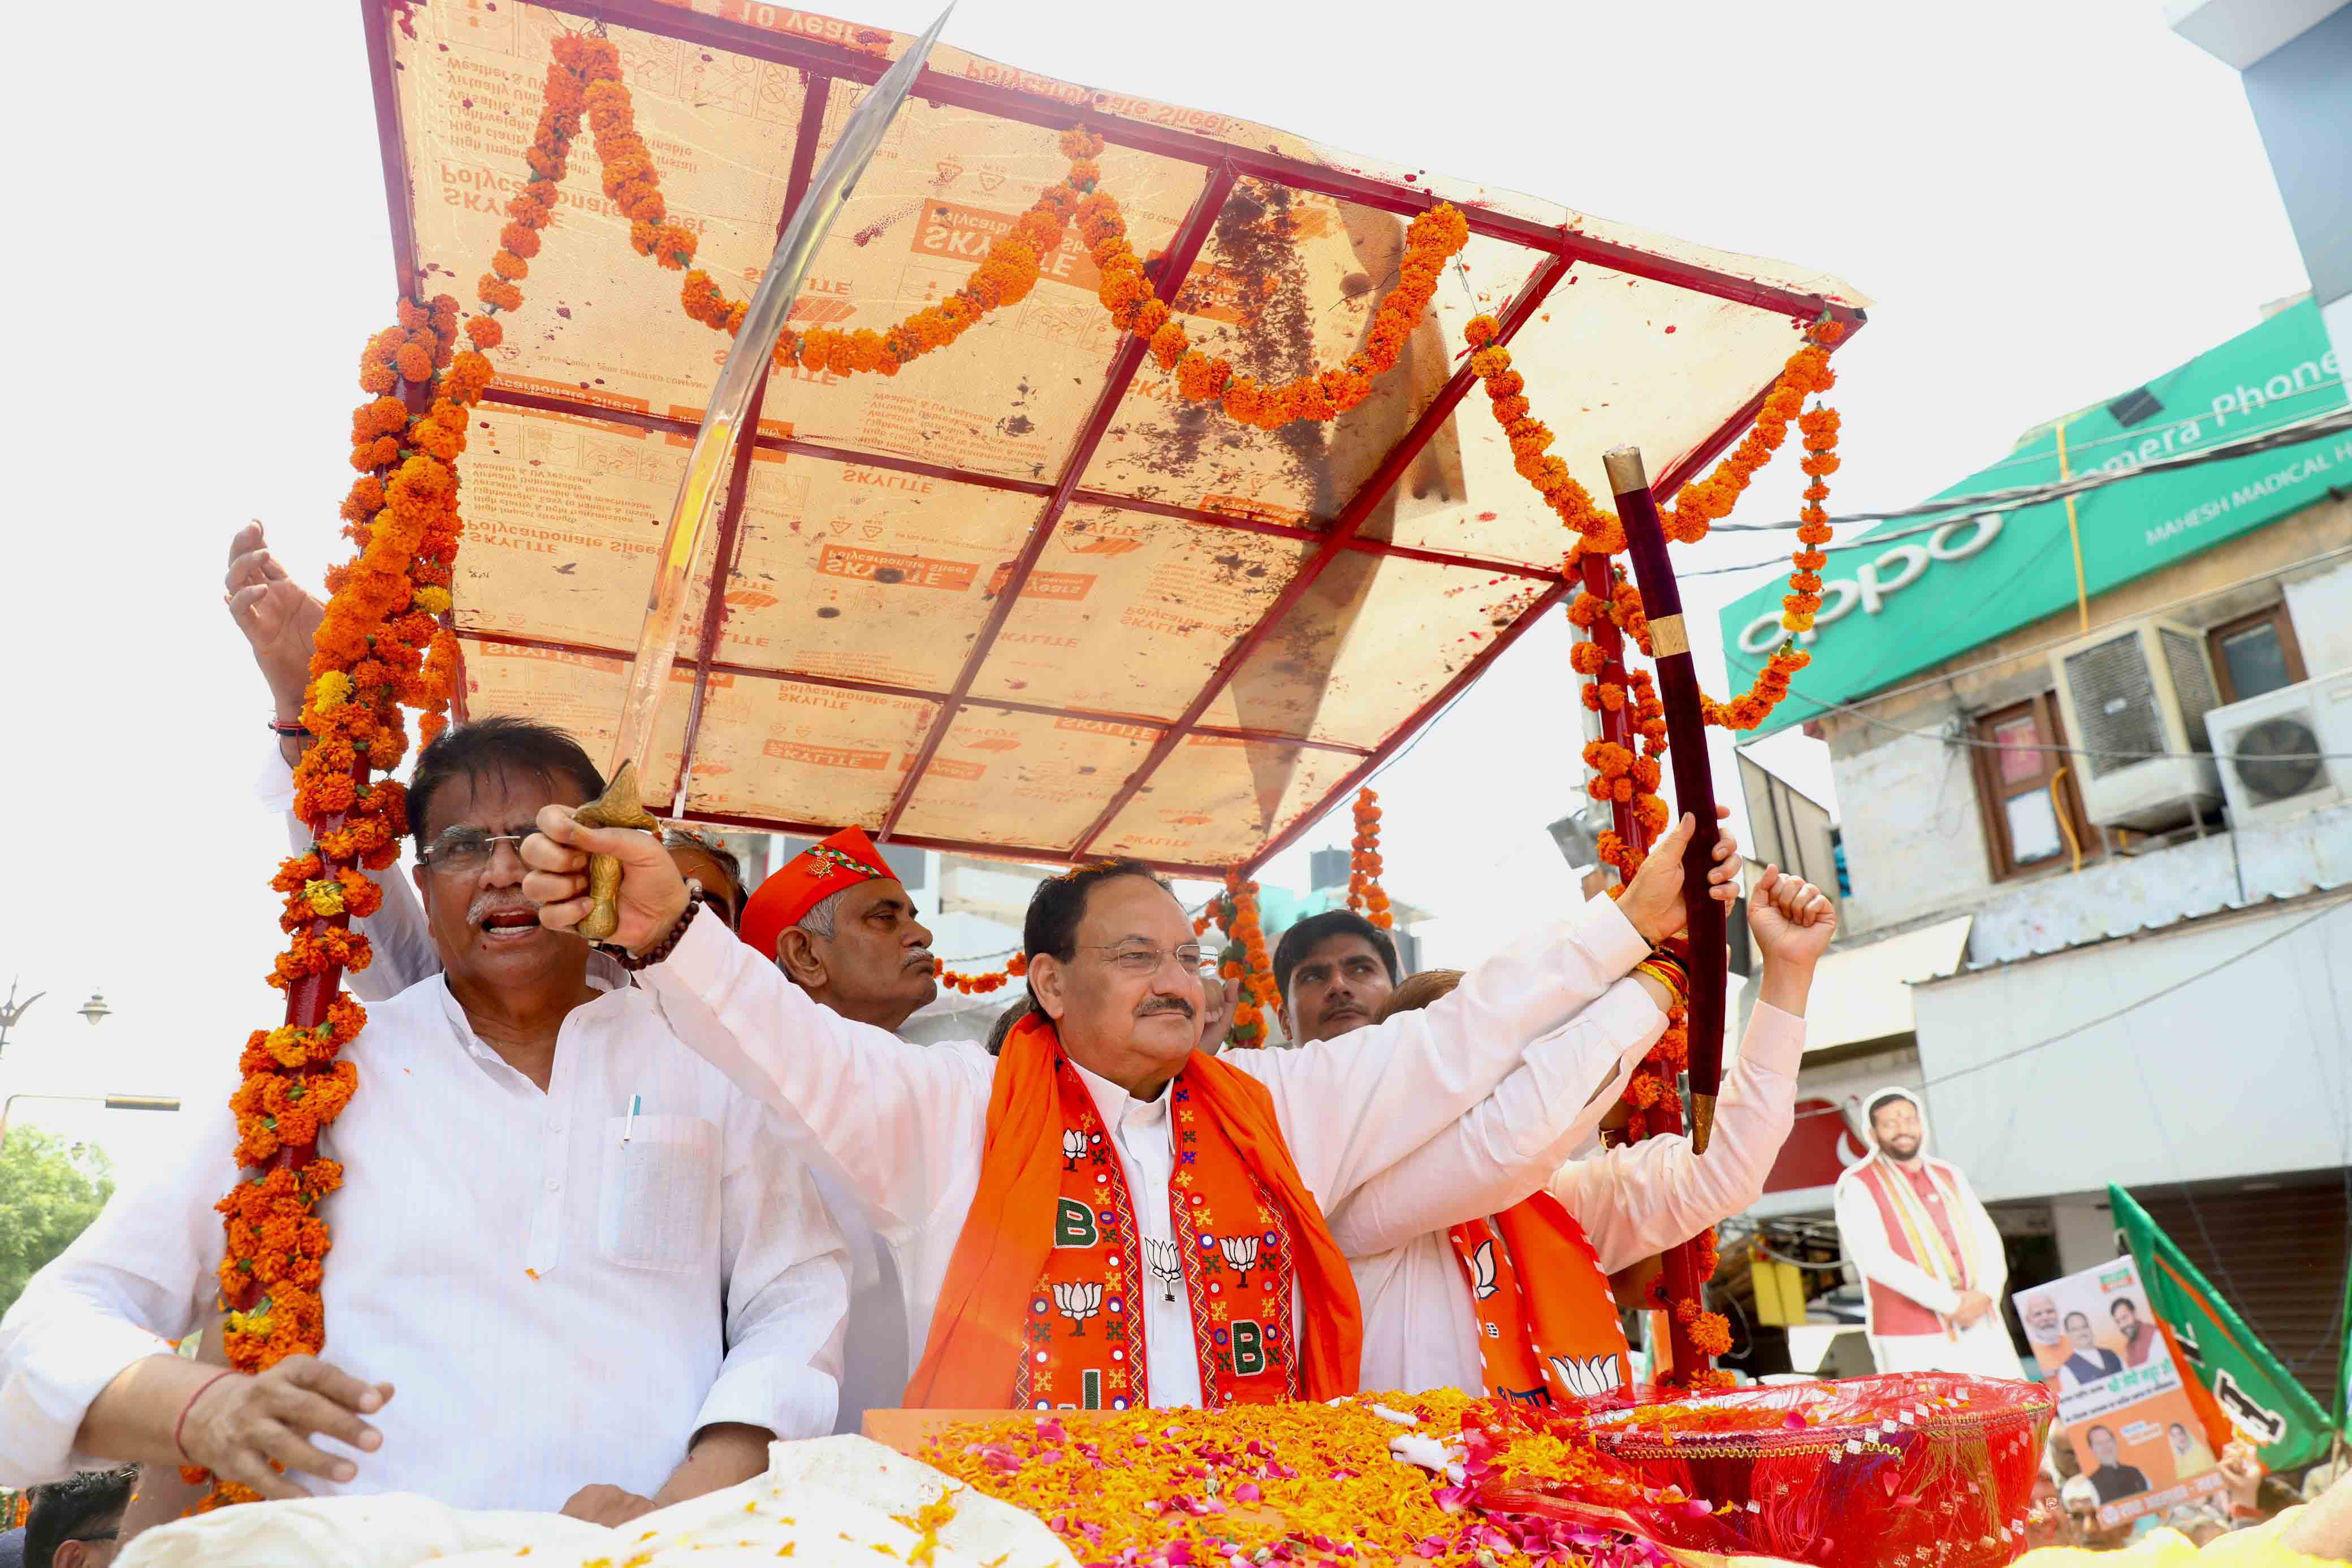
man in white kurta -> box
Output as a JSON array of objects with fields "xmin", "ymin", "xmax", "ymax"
[
  {"xmin": 1327, "ymin": 866, "xmax": 1823, "ymax": 1397},
  {"xmin": 227, "ymin": 525, "xmax": 899, "ymax": 1443},
  {"xmin": 1832, "ymin": 1088, "xmax": 2020, "ymax": 1378},
  {"xmin": 520, "ymin": 809, "xmax": 1726, "ymax": 1409},
  {"xmin": 0, "ymin": 720, "xmax": 849, "ymax": 1514}
]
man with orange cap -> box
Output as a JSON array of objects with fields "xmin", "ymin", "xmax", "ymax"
[
  {"xmin": 737, "ymin": 828, "xmax": 939, "ymax": 1034},
  {"xmin": 523, "ymin": 804, "xmax": 1732, "ymax": 1413}
]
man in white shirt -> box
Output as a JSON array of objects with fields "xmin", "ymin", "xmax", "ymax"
[
  {"xmin": 518, "ymin": 806, "xmax": 1728, "ymax": 1409},
  {"xmin": 1325, "ymin": 863, "xmax": 1824, "ymax": 1398},
  {"xmin": 0, "ymin": 718, "xmax": 849, "ymax": 1519}
]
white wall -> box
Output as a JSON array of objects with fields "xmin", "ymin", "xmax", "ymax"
[
  {"xmin": 1830, "ymin": 719, "xmax": 1998, "ymax": 936},
  {"xmin": 2051, "ymin": 1192, "xmax": 2122, "ymax": 1277},
  {"xmin": 2284, "ymin": 556, "xmax": 2352, "ymax": 677},
  {"xmin": 1910, "ymin": 894, "xmax": 2352, "ymax": 1203}
]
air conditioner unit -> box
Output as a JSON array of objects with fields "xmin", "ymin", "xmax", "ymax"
[
  {"xmin": 2208, "ymin": 671, "xmax": 2352, "ymax": 828},
  {"xmin": 2048, "ymin": 618, "xmax": 2222, "ymax": 830}
]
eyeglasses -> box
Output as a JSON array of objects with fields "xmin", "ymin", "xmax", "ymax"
[
  {"xmin": 1082, "ymin": 941, "xmax": 1208, "ymax": 975},
  {"xmin": 417, "ymin": 828, "xmax": 530, "ymax": 874}
]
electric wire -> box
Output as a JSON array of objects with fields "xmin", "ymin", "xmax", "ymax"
[{"xmin": 1693, "ymin": 401, "xmax": 2352, "ymax": 541}]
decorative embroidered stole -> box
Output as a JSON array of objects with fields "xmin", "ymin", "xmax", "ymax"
[
  {"xmin": 1449, "ymin": 1191, "xmax": 1632, "ymax": 1406},
  {"xmin": 905, "ymin": 1012, "xmax": 1362, "ymax": 1409},
  {"xmin": 1009, "ymin": 1055, "xmax": 1303, "ymax": 1409},
  {"xmin": 1851, "ymin": 1155, "xmax": 1980, "ymax": 1339}
]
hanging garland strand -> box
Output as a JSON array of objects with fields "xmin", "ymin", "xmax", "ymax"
[
  {"xmin": 1196, "ymin": 874, "xmax": 1281, "ymax": 1049},
  {"xmin": 935, "ymin": 951, "xmax": 1029, "ymax": 995},
  {"xmin": 189, "ymin": 38, "xmax": 591, "ymax": 1510},
  {"xmin": 650, "ymin": 113, "xmax": 1473, "ymax": 423},
  {"xmin": 1465, "ymin": 313, "xmax": 1843, "ymax": 748},
  {"xmin": 1346, "ymin": 789, "xmax": 1393, "ymax": 929}
]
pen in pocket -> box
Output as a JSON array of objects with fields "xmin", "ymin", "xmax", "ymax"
[{"xmin": 622, "ymin": 1093, "xmax": 640, "ymax": 1145}]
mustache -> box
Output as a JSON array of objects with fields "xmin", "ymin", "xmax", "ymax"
[
  {"xmin": 1138, "ymin": 997, "xmax": 1196, "ymax": 1019},
  {"xmin": 468, "ymin": 893, "xmax": 537, "ymax": 924}
]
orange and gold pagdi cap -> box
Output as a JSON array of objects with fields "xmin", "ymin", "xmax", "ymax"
[{"xmin": 738, "ymin": 826, "xmax": 895, "ymax": 961}]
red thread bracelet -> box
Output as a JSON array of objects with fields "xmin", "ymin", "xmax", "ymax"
[{"xmin": 175, "ymin": 1370, "xmax": 237, "ymax": 1461}]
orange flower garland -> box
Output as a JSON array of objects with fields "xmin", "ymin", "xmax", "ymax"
[
  {"xmin": 650, "ymin": 110, "xmax": 1471, "ymax": 434},
  {"xmin": 1345, "ymin": 788, "xmax": 1393, "ymax": 929},
  {"xmin": 673, "ymin": 123, "xmax": 1085, "ymax": 381},
  {"xmin": 1204, "ymin": 872, "xmax": 1281, "ymax": 1048},
  {"xmin": 193, "ymin": 30, "xmax": 587, "ymax": 1515},
  {"xmin": 1467, "ymin": 313, "xmax": 1844, "ymax": 740},
  {"xmin": 935, "ymin": 951, "xmax": 1028, "ymax": 995},
  {"xmin": 1074, "ymin": 151, "xmax": 1470, "ymax": 431}
]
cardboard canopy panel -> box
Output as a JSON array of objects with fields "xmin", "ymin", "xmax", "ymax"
[{"xmin": 369, "ymin": 0, "xmax": 1869, "ymax": 874}]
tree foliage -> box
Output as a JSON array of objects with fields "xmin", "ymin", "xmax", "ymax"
[{"xmin": 0, "ymin": 1128, "xmax": 115, "ymax": 1316}]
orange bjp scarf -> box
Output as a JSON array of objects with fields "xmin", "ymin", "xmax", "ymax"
[{"xmin": 906, "ymin": 1011, "xmax": 1362, "ymax": 1409}]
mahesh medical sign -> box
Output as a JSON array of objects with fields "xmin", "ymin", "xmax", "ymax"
[{"xmin": 1718, "ymin": 300, "xmax": 2346, "ymax": 738}]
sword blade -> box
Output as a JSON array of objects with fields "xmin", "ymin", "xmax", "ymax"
[{"xmin": 606, "ymin": 6, "xmax": 956, "ymax": 790}]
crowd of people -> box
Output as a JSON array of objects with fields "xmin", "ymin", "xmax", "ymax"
[{"xmin": 0, "ymin": 527, "xmax": 2334, "ymax": 1562}]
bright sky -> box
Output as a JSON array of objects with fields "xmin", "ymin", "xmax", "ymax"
[{"xmin": 0, "ymin": 0, "xmax": 2308, "ymax": 1189}]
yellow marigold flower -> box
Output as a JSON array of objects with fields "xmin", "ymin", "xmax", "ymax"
[
  {"xmin": 412, "ymin": 585, "xmax": 453, "ymax": 616},
  {"xmin": 311, "ymin": 671, "xmax": 355, "ymax": 712},
  {"xmin": 302, "ymin": 879, "xmax": 346, "ymax": 917}
]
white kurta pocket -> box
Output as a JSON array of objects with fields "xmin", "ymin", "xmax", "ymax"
[{"xmin": 597, "ymin": 1112, "xmax": 720, "ymax": 1271}]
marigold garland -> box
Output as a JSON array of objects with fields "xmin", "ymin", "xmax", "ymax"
[
  {"xmin": 1344, "ymin": 789, "xmax": 1394, "ymax": 930},
  {"xmin": 1467, "ymin": 312, "xmax": 1843, "ymax": 740},
  {"xmin": 935, "ymin": 950, "xmax": 1028, "ymax": 995},
  {"xmin": 191, "ymin": 24, "xmax": 594, "ymax": 1519},
  {"xmin": 641, "ymin": 105, "xmax": 1472, "ymax": 434},
  {"xmin": 1201, "ymin": 873, "xmax": 1281, "ymax": 1048}
]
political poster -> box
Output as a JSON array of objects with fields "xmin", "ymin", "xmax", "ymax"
[{"xmin": 2014, "ymin": 1256, "xmax": 2228, "ymax": 1530}]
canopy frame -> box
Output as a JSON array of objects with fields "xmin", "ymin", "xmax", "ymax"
[{"xmin": 360, "ymin": 0, "xmax": 1865, "ymax": 877}]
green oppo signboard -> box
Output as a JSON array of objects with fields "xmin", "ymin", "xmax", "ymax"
[{"xmin": 1719, "ymin": 300, "xmax": 2347, "ymax": 739}]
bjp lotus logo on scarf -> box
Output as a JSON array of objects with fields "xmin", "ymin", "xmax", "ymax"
[
  {"xmin": 1053, "ymin": 1281, "xmax": 1104, "ymax": 1335},
  {"xmin": 1220, "ymin": 1233, "xmax": 1261, "ymax": 1287}
]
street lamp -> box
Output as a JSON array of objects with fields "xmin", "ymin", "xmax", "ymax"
[
  {"xmin": 77, "ymin": 990, "xmax": 111, "ymax": 1026},
  {"xmin": 0, "ymin": 1091, "xmax": 181, "ymax": 1143},
  {"xmin": 0, "ymin": 978, "xmax": 47, "ymax": 1056}
]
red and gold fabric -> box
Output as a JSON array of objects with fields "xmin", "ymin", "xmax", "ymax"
[
  {"xmin": 738, "ymin": 825, "xmax": 893, "ymax": 962},
  {"xmin": 1450, "ymin": 1192, "xmax": 1632, "ymax": 1406},
  {"xmin": 906, "ymin": 1011, "xmax": 1362, "ymax": 1409}
]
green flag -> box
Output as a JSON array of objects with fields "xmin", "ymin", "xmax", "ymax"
[{"xmin": 2110, "ymin": 1184, "xmax": 2338, "ymax": 1471}]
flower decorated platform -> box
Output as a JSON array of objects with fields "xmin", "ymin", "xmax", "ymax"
[
  {"xmin": 874, "ymin": 1376, "xmax": 2058, "ymax": 1568},
  {"xmin": 360, "ymin": 0, "xmax": 1867, "ymax": 874}
]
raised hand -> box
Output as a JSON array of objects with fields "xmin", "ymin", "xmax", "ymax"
[
  {"xmin": 1616, "ymin": 805, "xmax": 1742, "ymax": 945},
  {"xmin": 224, "ymin": 523, "xmax": 326, "ymax": 715},
  {"xmin": 1748, "ymin": 865, "xmax": 1836, "ymax": 967},
  {"xmin": 178, "ymin": 1355, "xmax": 392, "ymax": 1502},
  {"xmin": 521, "ymin": 803, "xmax": 690, "ymax": 953},
  {"xmin": 1199, "ymin": 971, "xmax": 1240, "ymax": 1051}
]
